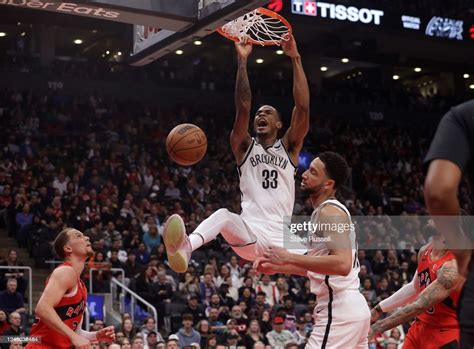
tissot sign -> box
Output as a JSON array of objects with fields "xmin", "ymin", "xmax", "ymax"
[{"xmin": 291, "ymin": 0, "xmax": 384, "ymax": 26}]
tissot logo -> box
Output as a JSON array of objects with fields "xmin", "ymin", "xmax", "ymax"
[
  {"xmin": 291, "ymin": 0, "xmax": 384, "ymax": 25},
  {"xmin": 0, "ymin": 0, "xmax": 120, "ymax": 18}
]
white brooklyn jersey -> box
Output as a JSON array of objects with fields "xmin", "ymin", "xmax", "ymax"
[
  {"xmin": 307, "ymin": 198, "xmax": 360, "ymax": 297},
  {"xmin": 238, "ymin": 138, "xmax": 297, "ymax": 226}
]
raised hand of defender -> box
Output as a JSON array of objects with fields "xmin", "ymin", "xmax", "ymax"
[
  {"xmin": 253, "ymin": 257, "xmax": 276, "ymax": 275},
  {"xmin": 96, "ymin": 326, "xmax": 116, "ymax": 343},
  {"xmin": 281, "ymin": 34, "xmax": 300, "ymax": 58},
  {"xmin": 235, "ymin": 41, "xmax": 252, "ymax": 58},
  {"xmin": 263, "ymin": 246, "xmax": 291, "ymax": 265}
]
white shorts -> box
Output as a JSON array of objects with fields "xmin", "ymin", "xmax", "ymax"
[
  {"xmin": 307, "ymin": 289, "xmax": 370, "ymax": 349},
  {"xmin": 231, "ymin": 217, "xmax": 307, "ymax": 261}
]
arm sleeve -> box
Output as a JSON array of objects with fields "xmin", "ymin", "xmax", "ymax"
[
  {"xmin": 424, "ymin": 107, "xmax": 471, "ymax": 173},
  {"xmin": 379, "ymin": 271, "xmax": 419, "ymax": 313},
  {"xmin": 75, "ymin": 318, "xmax": 97, "ymax": 341}
]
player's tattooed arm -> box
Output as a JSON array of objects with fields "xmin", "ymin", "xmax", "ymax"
[
  {"xmin": 370, "ymin": 259, "xmax": 460, "ymax": 336},
  {"xmin": 231, "ymin": 42, "xmax": 252, "ymax": 162}
]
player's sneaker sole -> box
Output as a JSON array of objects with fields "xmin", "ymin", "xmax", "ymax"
[{"xmin": 163, "ymin": 214, "xmax": 189, "ymax": 272}]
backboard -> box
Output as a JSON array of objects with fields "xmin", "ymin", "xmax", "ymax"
[{"xmin": 130, "ymin": 0, "xmax": 269, "ymax": 66}]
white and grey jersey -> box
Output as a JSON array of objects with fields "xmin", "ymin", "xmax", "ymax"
[{"xmin": 238, "ymin": 138, "xmax": 297, "ymax": 226}]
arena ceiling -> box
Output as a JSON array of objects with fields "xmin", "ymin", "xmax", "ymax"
[{"xmin": 0, "ymin": 1, "xmax": 473, "ymax": 85}]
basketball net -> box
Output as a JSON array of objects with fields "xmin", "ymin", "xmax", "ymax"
[{"xmin": 218, "ymin": 8, "xmax": 292, "ymax": 46}]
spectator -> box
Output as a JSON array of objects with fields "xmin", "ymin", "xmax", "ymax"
[
  {"xmin": 243, "ymin": 319, "xmax": 268, "ymax": 348},
  {"xmin": 256, "ymin": 275, "xmax": 279, "ymax": 307},
  {"xmin": 205, "ymin": 334, "xmax": 218, "ymax": 349},
  {"xmin": 179, "ymin": 273, "xmax": 200, "ymax": 301},
  {"xmin": 119, "ymin": 337, "xmax": 132, "ymax": 348},
  {"xmin": 265, "ymin": 317, "xmax": 294, "ymax": 349},
  {"xmin": 0, "ymin": 279, "xmax": 25, "ymax": 315},
  {"xmin": 0, "ymin": 311, "xmax": 9, "ymax": 335},
  {"xmin": 150, "ymin": 271, "xmax": 173, "ymax": 329},
  {"xmin": 208, "ymin": 308, "xmax": 225, "ymax": 334},
  {"xmin": 199, "ymin": 273, "xmax": 217, "ymax": 306},
  {"xmin": 144, "ymin": 331, "xmax": 159, "ymax": 349},
  {"xmin": 143, "ymin": 224, "xmax": 160, "ymax": 252},
  {"xmin": 121, "ymin": 318, "xmax": 137, "ymax": 340},
  {"xmin": 0, "ymin": 250, "xmax": 26, "ymax": 295},
  {"xmin": 175, "ymin": 314, "xmax": 201, "ymax": 347},
  {"xmin": 184, "ymin": 295, "xmax": 206, "ymax": 324},
  {"xmin": 107, "ymin": 239, "xmax": 128, "ymax": 263},
  {"xmin": 124, "ymin": 253, "xmax": 143, "ymax": 280},
  {"xmin": 293, "ymin": 318, "xmax": 308, "ymax": 346},
  {"xmin": 141, "ymin": 317, "xmax": 164, "ymax": 347},
  {"xmin": 1, "ymin": 312, "xmax": 25, "ymax": 349},
  {"xmin": 166, "ymin": 334, "xmax": 180, "ymax": 349},
  {"xmin": 230, "ymin": 305, "xmax": 249, "ymax": 336},
  {"xmin": 135, "ymin": 243, "xmax": 151, "ymax": 265},
  {"xmin": 196, "ymin": 319, "xmax": 211, "ymax": 348},
  {"xmin": 131, "ymin": 335, "xmax": 145, "ymax": 349}
]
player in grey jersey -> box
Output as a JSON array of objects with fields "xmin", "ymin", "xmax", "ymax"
[{"xmin": 163, "ymin": 34, "xmax": 310, "ymax": 272}]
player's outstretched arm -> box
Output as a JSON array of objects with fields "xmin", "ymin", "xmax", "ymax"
[
  {"xmin": 253, "ymin": 257, "xmax": 307, "ymax": 276},
  {"xmin": 370, "ymin": 271, "xmax": 419, "ymax": 323},
  {"xmin": 370, "ymin": 245, "xmax": 428, "ymax": 323},
  {"xmin": 35, "ymin": 266, "xmax": 91, "ymax": 348},
  {"xmin": 369, "ymin": 259, "xmax": 461, "ymax": 338},
  {"xmin": 230, "ymin": 42, "xmax": 253, "ymax": 164},
  {"xmin": 282, "ymin": 34, "xmax": 310, "ymax": 163},
  {"xmin": 263, "ymin": 206, "xmax": 352, "ymax": 276}
]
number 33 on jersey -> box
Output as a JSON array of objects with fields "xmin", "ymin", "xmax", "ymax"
[{"xmin": 238, "ymin": 138, "xmax": 297, "ymax": 224}]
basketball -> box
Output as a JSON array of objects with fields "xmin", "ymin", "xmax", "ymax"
[{"xmin": 166, "ymin": 123, "xmax": 207, "ymax": 166}]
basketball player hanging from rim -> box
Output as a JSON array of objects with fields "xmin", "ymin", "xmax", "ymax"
[{"xmin": 163, "ymin": 34, "xmax": 310, "ymax": 272}]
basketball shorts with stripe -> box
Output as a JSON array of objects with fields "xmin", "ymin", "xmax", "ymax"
[{"xmin": 307, "ymin": 289, "xmax": 370, "ymax": 349}]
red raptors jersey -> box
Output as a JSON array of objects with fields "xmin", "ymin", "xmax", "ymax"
[
  {"xmin": 28, "ymin": 262, "xmax": 87, "ymax": 348},
  {"xmin": 416, "ymin": 244, "xmax": 460, "ymax": 328}
]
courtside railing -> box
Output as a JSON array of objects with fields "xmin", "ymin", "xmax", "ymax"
[
  {"xmin": 0, "ymin": 266, "xmax": 32, "ymax": 314},
  {"xmin": 110, "ymin": 278, "xmax": 158, "ymax": 332}
]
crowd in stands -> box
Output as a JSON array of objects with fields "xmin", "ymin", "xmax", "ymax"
[{"xmin": 0, "ymin": 75, "xmax": 471, "ymax": 349}]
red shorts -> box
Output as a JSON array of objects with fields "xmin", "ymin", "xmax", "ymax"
[{"xmin": 403, "ymin": 320, "xmax": 459, "ymax": 349}]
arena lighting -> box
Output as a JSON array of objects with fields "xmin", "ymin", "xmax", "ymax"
[
  {"xmin": 320, "ymin": 66, "xmax": 328, "ymax": 71},
  {"xmin": 414, "ymin": 67, "xmax": 422, "ymax": 72},
  {"xmin": 341, "ymin": 58, "xmax": 349, "ymax": 63},
  {"xmin": 256, "ymin": 58, "xmax": 264, "ymax": 64},
  {"xmin": 276, "ymin": 49, "xmax": 284, "ymax": 55},
  {"xmin": 193, "ymin": 40, "xmax": 202, "ymax": 46},
  {"xmin": 106, "ymin": 50, "xmax": 110, "ymax": 55},
  {"xmin": 0, "ymin": 32, "xmax": 6, "ymax": 37},
  {"xmin": 20, "ymin": 32, "xmax": 25, "ymax": 36},
  {"xmin": 393, "ymin": 75, "xmax": 400, "ymax": 80},
  {"xmin": 118, "ymin": 51, "xmax": 122, "ymax": 56},
  {"xmin": 470, "ymin": 84, "xmax": 474, "ymax": 90},
  {"xmin": 73, "ymin": 39, "xmax": 83, "ymax": 45},
  {"xmin": 175, "ymin": 49, "xmax": 183, "ymax": 55},
  {"xmin": 464, "ymin": 74, "xmax": 470, "ymax": 79}
]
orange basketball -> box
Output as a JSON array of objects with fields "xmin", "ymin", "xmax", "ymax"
[{"xmin": 166, "ymin": 123, "xmax": 207, "ymax": 166}]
